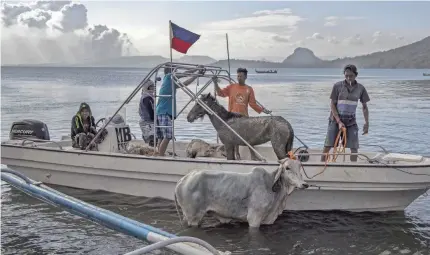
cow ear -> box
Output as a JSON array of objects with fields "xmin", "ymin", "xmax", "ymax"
[{"xmin": 272, "ymin": 166, "xmax": 283, "ymax": 192}]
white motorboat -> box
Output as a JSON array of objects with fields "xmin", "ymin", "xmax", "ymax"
[{"xmin": 2, "ymin": 63, "xmax": 429, "ymax": 212}]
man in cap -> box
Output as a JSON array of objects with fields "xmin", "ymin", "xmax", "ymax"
[
  {"xmin": 139, "ymin": 80, "xmax": 157, "ymax": 147},
  {"xmin": 321, "ymin": 64, "xmax": 370, "ymax": 162}
]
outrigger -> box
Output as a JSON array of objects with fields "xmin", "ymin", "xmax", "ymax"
[{"xmin": 2, "ymin": 62, "xmax": 430, "ymax": 212}]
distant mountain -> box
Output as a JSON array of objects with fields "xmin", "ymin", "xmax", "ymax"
[
  {"xmin": 328, "ymin": 36, "xmax": 430, "ymax": 69},
  {"xmin": 176, "ymin": 55, "xmax": 217, "ymax": 65},
  {"xmin": 211, "ymin": 36, "xmax": 430, "ymax": 69},
  {"xmin": 281, "ymin": 47, "xmax": 325, "ymax": 67},
  {"xmin": 4, "ymin": 36, "xmax": 429, "ymax": 69}
]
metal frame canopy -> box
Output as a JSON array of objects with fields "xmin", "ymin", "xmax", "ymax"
[{"xmin": 86, "ymin": 62, "xmax": 267, "ymax": 161}]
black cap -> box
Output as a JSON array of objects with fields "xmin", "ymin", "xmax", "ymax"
[{"xmin": 343, "ymin": 64, "xmax": 358, "ymax": 75}]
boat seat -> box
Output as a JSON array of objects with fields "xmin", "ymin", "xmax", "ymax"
[{"xmin": 373, "ymin": 153, "xmax": 424, "ymax": 163}]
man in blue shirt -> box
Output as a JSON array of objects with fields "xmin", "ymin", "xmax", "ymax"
[{"xmin": 156, "ymin": 64, "xmax": 205, "ymax": 156}]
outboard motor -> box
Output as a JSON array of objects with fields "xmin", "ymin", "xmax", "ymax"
[{"xmin": 9, "ymin": 119, "xmax": 50, "ymax": 140}]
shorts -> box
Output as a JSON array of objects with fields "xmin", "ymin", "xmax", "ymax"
[
  {"xmin": 156, "ymin": 114, "xmax": 173, "ymax": 139},
  {"xmin": 324, "ymin": 120, "xmax": 359, "ymax": 149}
]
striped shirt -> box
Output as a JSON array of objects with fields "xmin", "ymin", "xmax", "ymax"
[{"xmin": 329, "ymin": 80, "xmax": 370, "ymax": 126}]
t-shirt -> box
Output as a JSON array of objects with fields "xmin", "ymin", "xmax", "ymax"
[
  {"xmin": 217, "ymin": 83, "xmax": 263, "ymax": 116},
  {"xmin": 156, "ymin": 74, "xmax": 177, "ymax": 118},
  {"xmin": 329, "ymin": 80, "xmax": 370, "ymax": 126}
]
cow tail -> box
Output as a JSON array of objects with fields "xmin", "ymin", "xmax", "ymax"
[{"xmin": 174, "ymin": 193, "xmax": 184, "ymax": 227}]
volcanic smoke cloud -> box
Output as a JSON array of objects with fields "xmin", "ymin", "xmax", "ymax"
[{"xmin": 1, "ymin": 1, "xmax": 138, "ymax": 65}]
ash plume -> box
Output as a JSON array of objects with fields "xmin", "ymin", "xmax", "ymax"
[{"xmin": 1, "ymin": 1, "xmax": 138, "ymax": 65}]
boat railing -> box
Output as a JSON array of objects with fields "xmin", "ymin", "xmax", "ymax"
[
  {"xmin": 86, "ymin": 62, "xmax": 268, "ymax": 161},
  {"xmin": 169, "ymin": 64, "xmax": 267, "ymax": 161},
  {"xmin": 19, "ymin": 138, "xmax": 64, "ymax": 150}
]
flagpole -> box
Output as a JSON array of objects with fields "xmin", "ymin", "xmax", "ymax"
[
  {"xmin": 226, "ymin": 33, "xmax": 231, "ymax": 81},
  {"xmin": 169, "ymin": 20, "xmax": 175, "ymax": 157}
]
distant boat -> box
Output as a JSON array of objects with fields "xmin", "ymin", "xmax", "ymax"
[
  {"xmin": 255, "ymin": 69, "xmax": 277, "ymax": 74},
  {"xmin": 423, "ymin": 73, "xmax": 430, "ymax": 76}
]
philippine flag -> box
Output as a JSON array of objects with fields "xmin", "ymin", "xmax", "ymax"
[{"xmin": 170, "ymin": 21, "xmax": 200, "ymax": 54}]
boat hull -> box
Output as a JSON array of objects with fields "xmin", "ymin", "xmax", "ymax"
[{"xmin": 2, "ymin": 143, "xmax": 429, "ymax": 212}]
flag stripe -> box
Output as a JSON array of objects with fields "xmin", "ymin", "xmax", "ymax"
[
  {"xmin": 171, "ymin": 38, "xmax": 194, "ymax": 54},
  {"xmin": 170, "ymin": 22, "xmax": 200, "ymax": 45}
]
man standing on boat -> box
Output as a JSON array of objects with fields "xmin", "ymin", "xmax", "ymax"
[
  {"xmin": 321, "ymin": 64, "xmax": 370, "ymax": 162},
  {"xmin": 156, "ymin": 64, "xmax": 205, "ymax": 156},
  {"xmin": 139, "ymin": 80, "xmax": 157, "ymax": 147},
  {"xmin": 213, "ymin": 67, "xmax": 271, "ymax": 116}
]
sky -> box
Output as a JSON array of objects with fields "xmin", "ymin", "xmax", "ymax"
[{"xmin": 1, "ymin": 0, "xmax": 430, "ymax": 65}]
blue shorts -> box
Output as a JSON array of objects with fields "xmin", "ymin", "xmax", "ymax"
[
  {"xmin": 324, "ymin": 120, "xmax": 359, "ymax": 149},
  {"xmin": 156, "ymin": 114, "xmax": 173, "ymax": 139}
]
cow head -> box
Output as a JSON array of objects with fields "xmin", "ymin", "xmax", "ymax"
[{"xmin": 272, "ymin": 158, "xmax": 309, "ymax": 194}]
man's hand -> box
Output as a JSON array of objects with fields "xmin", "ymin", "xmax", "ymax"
[
  {"xmin": 197, "ymin": 65, "xmax": 206, "ymax": 75},
  {"xmin": 362, "ymin": 122, "xmax": 369, "ymax": 135},
  {"xmin": 337, "ymin": 121, "xmax": 345, "ymax": 130},
  {"xmin": 212, "ymin": 75, "xmax": 220, "ymax": 83},
  {"xmin": 262, "ymin": 108, "xmax": 272, "ymax": 114}
]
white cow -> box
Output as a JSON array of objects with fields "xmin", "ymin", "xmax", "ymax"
[{"xmin": 174, "ymin": 158, "xmax": 309, "ymax": 228}]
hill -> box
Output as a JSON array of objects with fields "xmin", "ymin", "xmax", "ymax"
[{"xmin": 4, "ymin": 36, "xmax": 429, "ymax": 69}]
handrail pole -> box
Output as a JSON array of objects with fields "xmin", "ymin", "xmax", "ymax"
[
  {"xmin": 176, "ymin": 78, "xmax": 214, "ymax": 117},
  {"xmin": 84, "ymin": 62, "xmax": 169, "ymax": 151},
  {"xmin": 171, "ymin": 73, "xmax": 267, "ymax": 161}
]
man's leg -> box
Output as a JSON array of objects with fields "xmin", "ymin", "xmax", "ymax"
[
  {"xmin": 346, "ymin": 124, "xmax": 359, "ymax": 162},
  {"xmin": 158, "ymin": 138, "xmax": 171, "ymax": 156},
  {"xmin": 157, "ymin": 114, "xmax": 173, "ymax": 156},
  {"xmin": 321, "ymin": 120, "xmax": 338, "ymax": 162}
]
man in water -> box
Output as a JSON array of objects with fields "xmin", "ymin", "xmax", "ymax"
[
  {"xmin": 321, "ymin": 64, "xmax": 370, "ymax": 162},
  {"xmin": 213, "ymin": 67, "xmax": 271, "ymax": 116},
  {"xmin": 71, "ymin": 102, "xmax": 97, "ymax": 149},
  {"xmin": 139, "ymin": 80, "xmax": 157, "ymax": 147},
  {"xmin": 156, "ymin": 64, "xmax": 205, "ymax": 156}
]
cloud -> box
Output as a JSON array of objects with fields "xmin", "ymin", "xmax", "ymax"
[
  {"xmin": 307, "ymin": 32, "xmax": 324, "ymax": 40},
  {"xmin": 272, "ymin": 35, "xmax": 291, "ymax": 43},
  {"xmin": 323, "ymin": 16, "xmax": 365, "ymax": 27},
  {"xmin": 372, "ymin": 31, "xmax": 382, "ymax": 44},
  {"xmin": 202, "ymin": 8, "xmax": 304, "ymax": 33},
  {"xmin": 327, "ymin": 36, "xmax": 340, "ymax": 44},
  {"xmin": 253, "ymin": 8, "xmax": 292, "ymax": 16},
  {"xmin": 1, "ymin": 1, "xmax": 137, "ymax": 65},
  {"xmin": 344, "ymin": 34, "xmax": 364, "ymax": 45}
]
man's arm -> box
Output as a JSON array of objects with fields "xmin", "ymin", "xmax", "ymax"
[
  {"xmin": 248, "ymin": 87, "xmax": 264, "ymax": 114},
  {"xmin": 360, "ymin": 86, "xmax": 370, "ymax": 134},
  {"xmin": 329, "ymin": 84, "xmax": 342, "ymax": 124},
  {"xmin": 174, "ymin": 66, "xmax": 204, "ymax": 79},
  {"xmin": 330, "ymin": 100, "xmax": 341, "ymax": 123},
  {"xmin": 213, "ymin": 77, "xmax": 230, "ymax": 97},
  {"xmin": 175, "ymin": 67, "xmax": 206, "ymax": 87},
  {"xmin": 362, "ymin": 103, "xmax": 369, "ymax": 123}
]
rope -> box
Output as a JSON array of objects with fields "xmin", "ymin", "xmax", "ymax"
[
  {"xmin": 301, "ymin": 128, "xmax": 346, "ymax": 179},
  {"xmin": 123, "ymin": 236, "xmax": 222, "ymax": 255},
  {"xmin": 330, "ymin": 127, "xmax": 347, "ymax": 163}
]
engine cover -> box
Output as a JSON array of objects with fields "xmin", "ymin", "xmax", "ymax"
[{"xmin": 9, "ymin": 119, "xmax": 50, "ymax": 140}]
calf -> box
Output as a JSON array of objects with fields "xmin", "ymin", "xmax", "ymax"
[
  {"xmin": 174, "ymin": 157, "xmax": 309, "ymax": 228},
  {"xmin": 186, "ymin": 139, "xmax": 226, "ymax": 158}
]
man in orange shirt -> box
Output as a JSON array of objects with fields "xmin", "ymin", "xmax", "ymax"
[{"xmin": 213, "ymin": 67, "xmax": 271, "ymax": 116}]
